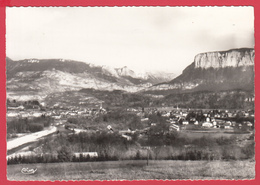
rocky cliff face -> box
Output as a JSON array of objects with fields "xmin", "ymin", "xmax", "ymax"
[
  {"xmin": 146, "ymin": 48, "xmax": 255, "ymax": 94},
  {"xmin": 194, "ymin": 48, "xmax": 254, "ymax": 69}
]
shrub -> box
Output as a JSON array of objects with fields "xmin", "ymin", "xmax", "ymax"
[
  {"xmin": 242, "ymin": 142, "xmax": 255, "ymax": 159},
  {"xmin": 216, "ymin": 136, "xmax": 236, "ymax": 145},
  {"xmin": 67, "ymin": 118, "xmax": 79, "ymax": 124},
  {"xmin": 57, "ymin": 146, "xmax": 73, "ymax": 162},
  {"xmin": 222, "ymin": 146, "xmax": 238, "ymax": 160},
  {"xmin": 135, "ymin": 150, "xmax": 141, "ymax": 160},
  {"xmin": 28, "ymin": 123, "xmax": 44, "ymax": 132}
]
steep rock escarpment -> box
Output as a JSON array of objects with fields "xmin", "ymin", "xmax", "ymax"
[
  {"xmin": 194, "ymin": 48, "xmax": 254, "ymax": 69},
  {"xmin": 149, "ymin": 48, "xmax": 255, "ymax": 93}
]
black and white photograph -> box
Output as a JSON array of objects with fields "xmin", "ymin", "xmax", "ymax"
[{"xmin": 6, "ymin": 7, "xmax": 255, "ymax": 180}]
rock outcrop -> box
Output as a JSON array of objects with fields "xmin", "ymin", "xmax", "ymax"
[
  {"xmin": 147, "ymin": 48, "xmax": 255, "ymax": 94},
  {"xmin": 194, "ymin": 48, "xmax": 254, "ymax": 69}
]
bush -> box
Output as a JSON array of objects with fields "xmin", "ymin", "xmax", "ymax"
[
  {"xmin": 28, "ymin": 123, "xmax": 44, "ymax": 132},
  {"xmin": 7, "ymin": 116, "xmax": 53, "ymax": 134},
  {"xmin": 67, "ymin": 118, "xmax": 79, "ymax": 124},
  {"xmin": 242, "ymin": 142, "xmax": 255, "ymax": 159},
  {"xmin": 7, "ymin": 119, "xmax": 28, "ymax": 133},
  {"xmin": 57, "ymin": 146, "xmax": 73, "ymax": 162},
  {"xmin": 135, "ymin": 150, "xmax": 141, "ymax": 160},
  {"xmin": 216, "ymin": 136, "xmax": 236, "ymax": 145}
]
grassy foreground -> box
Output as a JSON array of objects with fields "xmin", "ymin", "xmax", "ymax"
[{"xmin": 7, "ymin": 160, "xmax": 255, "ymax": 181}]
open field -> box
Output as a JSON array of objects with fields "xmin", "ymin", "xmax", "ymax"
[{"xmin": 7, "ymin": 160, "xmax": 255, "ymax": 181}]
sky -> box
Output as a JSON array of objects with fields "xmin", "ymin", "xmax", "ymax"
[{"xmin": 6, "ymin": 7, "xmax": 254, "ymax": 75}]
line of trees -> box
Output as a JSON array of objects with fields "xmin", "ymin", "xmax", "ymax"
[
  {"xmin": 7, "ymin": 129, "xmax": 254, "ymax": 165},
  {"xmin": 7, "ymin": 141, "xmax": 254, "ymax": 165},
  {"xmin": 7, "ymin": 116, "xmax": 52, "ymax": 135}
]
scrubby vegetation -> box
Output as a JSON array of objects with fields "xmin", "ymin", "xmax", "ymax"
[
  {"xmin": 7, "ymin": 130, "xmax": 254, "ymax": 165},
  {"xmin": 7, "ymin": 116, "xmax": 52, "ymax": 136},
  {"xmin": 66, "ymin": 109, "xmax": 146, "ymax": 131},
  {"xmin": 79, "ymin": 88, "xmax": 152, "ymax": 107},
  {"xmin": 163, "ymin": 90, "xmax": 254, "ymax": 109}
]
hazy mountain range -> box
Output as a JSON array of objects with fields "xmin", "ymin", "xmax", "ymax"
[
  {"xmin": 6, "ymin": 57, "xmax": 175, "ymax": 101},
  {"xmin": 6, "ymin": 48, "xmax": 255, "ymax": 108}
]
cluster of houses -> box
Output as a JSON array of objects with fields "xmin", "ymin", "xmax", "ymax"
[
  {"xmin": 7, "ymin": 110, "xmax": 43, "ymax": 118},
  {"xmin": 6, "ymin": 102, "xmax": 255, "ymax": 164},
  {"xmin": 7, "ymin": 103, "xmax": 107, "ymax": 121},
  {"xmin": 128, "ymin": 107, "xmax": 254, "ymax": 133},
  {"xmin": 7, "ymin": 100, "xmax": 254, "ymax": 135},
  {"xmin": 162, "ymin": 108, "xmax": 254, "ymax": 132}
]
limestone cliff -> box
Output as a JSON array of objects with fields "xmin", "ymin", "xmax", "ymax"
[
  {"xmin": 147, "ymin": 48, "xmax": 255, "ymax": 93},
  {"xmin": 194, "ymin": 48, "xmax": 254, "ymax": 69}
]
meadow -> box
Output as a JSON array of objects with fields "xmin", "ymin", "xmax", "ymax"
[{"xmin": 7, "ymin": 160, "xmax": 255, "ymax": 181}]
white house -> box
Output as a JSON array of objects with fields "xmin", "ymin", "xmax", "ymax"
[
  {"xmin": 52, "ymin": 115, "xmax": 61, "ymax": 119},
  {"xmin": 226, "ymin": 121, "xmax": 232, "ymax": 125},
  {"xmin": 182, "ymin": 121, "xmax": 189, "ymax": 125},
  {"xmin": 202, "ymin": 122, "xmax": 213, "ymax": 128},
  {"xmin": 7, "ymin": 112, "xmax": 19, "ymax": 117},
  {"xmin": 170, "ymin": 124, "xmax": 180, "ymax": 131},
  {"xmin": 32, "ymin": 112, "xmax": 42, "ymax": 117},
  {"xmin": 182, "ymin": 113, "xmax": 188, "ymax": 117},
  {"xmin": 162, "ymin": 112, "xmax": 171, "ymax": 117},
  {"xmin": 121, "ymin": 134, "xmax": 132, "ymax": 141},
  {"xmin": 224, "ymin": 125, "xmax": 231, "ymax": 129},
  {"xmin": 141, "ymin": 118, "xmax": 149, "ymax": 122}
]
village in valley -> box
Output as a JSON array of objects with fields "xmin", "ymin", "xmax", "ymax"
[
  {"xmin": 7, "ymin": 98, "xmax": 255, "ymax": 132},
  {"xmin": 6, "ymin": 96, "xmax": 255, "ymax": 163}
]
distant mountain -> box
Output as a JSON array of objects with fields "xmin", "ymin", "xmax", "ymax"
[
  {"xmin": 101, "ymin": 65, "xmax": 175, "ymax": 85},
  {"xmin": 6, "ymin": 48, "xmax": 255, "ymax": 109},
  {"xmin": 6, "ymin": 57, "xmax": 175, "ymax": 101},
  {"xmin": 145, "ymin": 48, "xmax": 255, "ymax": 94}
]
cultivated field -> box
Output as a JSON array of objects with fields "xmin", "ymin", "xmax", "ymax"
[{"xmin": 7, "ymin": 160, "xmax": 255, "ymax": 181}]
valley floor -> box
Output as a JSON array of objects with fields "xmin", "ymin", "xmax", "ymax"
[{"xmin": 7, "ymin": 160, "xmax": 255, "ymax": 181}]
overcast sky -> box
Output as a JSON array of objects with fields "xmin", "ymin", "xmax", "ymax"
[{"xmin": 6, "ymin": 7, "xmax": 254, "ymax": 75}]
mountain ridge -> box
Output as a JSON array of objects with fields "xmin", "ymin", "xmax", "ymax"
[
  {"xmin": 6, "ymin": 47, "xmax": 255, "ymax": 109},
  {"xmin": 6, "ymin": 57, "xmax": 175, "ymax": 101},
  {"xmin": 144, "ymin": 48, "xmax": 254, "ymax": 94},
  {"xmin": 6, "ymin": 57, "xmax": 175, "ymax": 84}
]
